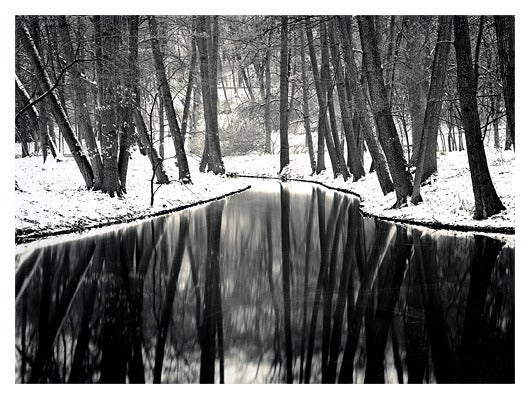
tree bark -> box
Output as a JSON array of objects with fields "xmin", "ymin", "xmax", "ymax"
[
  {"xmin": 181, "ymin": 35, "xmax": 197, "ymax": 136},
  {"xmin": 56, "ymin": 16, "xmax": 104, "ymax": 188},
  {"xmin": 299, "ymin": 24, "xmax": 316, "ymax": 173},
  {"xmin": 128, "ymin": 16, "xmax": 170, "ymax": 185},
  {"xmin": 16, "ymin": 18, "xmax": 94, "ymax": 189},
  {"xmin": 305, "ymin": 19, "xmax": 343, "ymax": 177},
  {"xmin": 99, "ymin": 16, "xmax": 123, "ymax": 197},
  {"xmin": 320, "ymin": 20, "xmax": 350, "ymax": 180},
  {"xmin": 337, "ymin": 16, "xmax": 394, "ymax": 195},
  {"xmin": 494, "ymin": 16, "xmax": 515, "ymax": 148},
  {"xmin": 453, "ymin": 16, "xmax": 505, "ymax": 219},
  {"xmin": 329, "ymin": 19, "xmax": 364, "ymax": 180},
  {"xmin": 149, "ymin": 16, "xmax": 192, "ymax": 183},
  {"xmin": 357, "ymin": 15, "xmax": 412, "ymax": 206},
  {"xmin": 195, "ymin": 16, "xmax": 225, "ymax": 174},
  {"xmin": 411, "ymin": 16, "xmax": 453, "ymax": 204},
  {"xmin": 279, "ymin": 16, "xmax": 290, "ymax": 173},
  {"xmin": 264, "ymin": 30, "xmax": 273, "ymax": 154}
]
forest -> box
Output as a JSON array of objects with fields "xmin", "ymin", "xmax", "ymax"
[{"xmin": 14, "ymin": 15, "xmax": 515, "ymax": 229}]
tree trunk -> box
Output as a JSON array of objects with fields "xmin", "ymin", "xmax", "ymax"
[
  {"xmin": 149, "ymin": 16, "xmax": 192, "ymax": 183},
  {"xmin": 99, "ymin": 16, "xmax": 123, "ymax": 197},
  {"xmin": 411, "ymin": 16, "xmax": 453, "ymax": 204},
  {"xmin": 299, "ymin": 24, "xmax": 316, "ymax": 173},
  {"xmin": 16, "ymin": 18, "xmax": 94, "ymax": 189},
  {"xmin": 329, "ymin": 19, "xmax": 364, "ymax": 180},
  {"xmin": 453, "ymin": 16, "xmax": 505, "ymax": 219},
  {"xmin": 357, "ymin": 15, "xmax": 412, "ymax": 206},
  {"xmin": 57, "ymin": 16, "xmax": 104, "ymax": 188},
  {"xmin": 337, "ymin": 16, "xmax": 393, "ymax": 195},
  {"xmin": 305, "ymin": 19, "xmax": 343, "ymax": 177},
  {"xmin": 320, "ymin": 20, "xmax": 350, "ymax": 180},
  {"xmin": 305, "ymin": 21, "xmax": 326, "ymax": 173},
  {"xmin": 264, "ymin": 31, "xmax": 273, "ymax": 154},
  {"xmin": 195, "ymin": 16, "xmax": 225, "ymax": 174},
  {"xmin": 279, "ymin": 16, "xmax": 290, "ymax": 173},
  {"xmin": 128, "ymin": 16, "xmax": 169, "ymax": 185},
  {"xmin": 181, "ymin": 35, "xmax": 197, "ymax": 136},
  {"xmin": 494, "ymin": 16, "xmax": 515, "ymax": 148}
]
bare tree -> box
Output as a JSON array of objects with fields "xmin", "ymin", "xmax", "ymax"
[
  {"xmin": 453, "ymin": 16, "xmax": 505, "ymax": 219},
  {"xmin": 16, "ymin": 18, "xmax": 94, "ymax": 189},
  {"xmin": 279, "ymin": 16, "xmax": 290, "ymax": 173},
  {"xmin": 411, "ymin": 16, "xmax": 453, "ymax": 204},
  {"xmin": 149, "ymin": 16, "xmax": 192, "ymax": 183},
  {"xmin": 358, "ymin": 15, "xmax": 412, "ymax": 206}
]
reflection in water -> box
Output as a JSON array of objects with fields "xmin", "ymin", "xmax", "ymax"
[{"xmin": 15, "ymin": 182, "xmax": 515, "ymax": 383}]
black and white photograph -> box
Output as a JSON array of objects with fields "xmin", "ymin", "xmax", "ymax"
[{"xmin": 7, "ymin": 1, "xmax": 527, "ymax": 388}]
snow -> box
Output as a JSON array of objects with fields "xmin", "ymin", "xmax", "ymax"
[
  {"xmin": 224, "ymin": 146, "xmax": 515, "ymax": 232},
  {"xmin": 15, "ymin": 150, "xmax": 249, "ymax": 238},
  {"xmin": 15, "ymin": 136, "xmax": 514, "ymax": 243}
]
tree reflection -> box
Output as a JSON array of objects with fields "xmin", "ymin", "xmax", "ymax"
[{"xmin": 15, "ymin": 182, "xmax": 514, "ymax": 384}]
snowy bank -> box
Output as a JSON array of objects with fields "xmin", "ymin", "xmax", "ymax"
[
  {"xmin": 15, "ymin": 151, "xmax": 249, "ymax": 243},
  {"xmin": 224, "ymin": 148, "xmax": 515, "ymax": 234}
]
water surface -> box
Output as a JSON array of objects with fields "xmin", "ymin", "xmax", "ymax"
[{"xmin": 15, "ymin": 181, "xmax": 515, "ymax": 383}]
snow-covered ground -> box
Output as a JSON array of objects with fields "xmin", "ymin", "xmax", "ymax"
[
  {"xmin": 15, "ymin": 139, "xmax": 514, "ymax": 242},
  {"xmin": 224, "ymin": 147, "xmax": 515, "ymax": 232},
  {"xmin": 15, "ymin": 151, "xmax": 249, "ymax": 239}
]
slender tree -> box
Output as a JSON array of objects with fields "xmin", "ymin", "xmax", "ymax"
[
  {"xmin": 411, "ymin": 16, "xmax": 453, "ymax": 204},
  {"xmin": 336, "ymin": 16, "xmax": 393, "ymax": 195},
  {"xmin": 99, "ymin": 16, "xmax": 123, "ymax": 197},
  {"xmin": 357, "ymin": 15, "xmax": 412, "ymax": 206},
  {"xmin": 494, "ymin": 16, "xmax": 515, "ymax": 148},
  {"xmin": 299, "ymin": 24, "xmax": 316, "ymax": 173},
  {"xmin": 279, "ymin": 16, "xmax": 290, "ymax": 173},
  {"xmin": 16, "ymin": 18, "xmax": 94, "ymax": 189},
  {"xmin": 128, "ymin": 16, "xmax": 170, "ymax": 186},
  {"xmin": 453, "ymin": 16, "xmax": 505, "ymax": 219},
  {"xmin": 195, "ymin": 15, "xmax": 225, "ymax": 174},
  {"xmin": 149, "ymin": 16, "xmax": 192, "ymax": 183},
  {"xmin": 56, "ymin": 16, "xmax": 104, "ymax": 189}
]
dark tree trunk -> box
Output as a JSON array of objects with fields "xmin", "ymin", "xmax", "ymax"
[
  {"xmin": 411, "ymin": 16, "xmax": 453, "ymax": 204},
  {"xmin": 320, "ymin": 20, "xmax": 350, "ymax": 180},
  {"xmin": 453, "ymin": 16, "xmax": 505, "ymax": 219},
  {"xmin": 299, "ymin": 24, "xmax": 316, "ymax": 173},
  {"xmin": 181, "ymin": 35, "xmax": 197, "ymax": 136},
  {"xmin": 264, "ymin": 31, "xmax": 273, "ymax": 154},
  {"xmin": 128, "ymin": 16, "xmax": 169, "ymax": 185},
  {"xmin": 337, "ymin": 16, "xmax": 393, "ymax": 195},
  {"xmin": 159, "ymin": 91, "xmax": 165, "ymax": 159},
  {"xmin": 357, "ymin": 15, "xmax": 412, "ymax": 207},
  {"xmin": 149, "ymin": 16, "xmax": 192, "ymax": 183},
  {"xmin": 329, "ymin": 19, "xmax": 364, "ymax": 180},
  {"xmin": 16, "ymin": 19, "xmax": 94, "ymax": 189},
  {"xmin": 306, "ymin": 19, "xmax": 343, "ymax": 177},
  {"xmin": 305, "ymin": 21, "xmax": 326, "ymax": 174},
  {"xmin": 56, "ymin": 16, "xmax": 104, "ymax": 188},
  {"xmin": 100, "ymin": 16, "xmax": 122, "ymax": 197},
  {"xmin": 118, "ymin": 22, "xmax": 134, "ymax": 193},
  {"xmin": 494, "ymin": 16, "xmax": 515, "ymax": 148},
  {"xmin": 279, "ymin": 16, "xmax": 290, "ymax": 173},
  {"xmin": 195, "ymin": 16, "xmax": 225, "ymax": 174}
]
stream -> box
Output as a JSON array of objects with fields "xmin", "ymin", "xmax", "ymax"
[{"xmin": 15, "ymin": 181, "xmax": 515, "ymax": 383}]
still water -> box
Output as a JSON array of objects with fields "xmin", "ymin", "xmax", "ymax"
[{"xmin": 15, "ymin": 181, "xmax": 514, "ymax": 383}]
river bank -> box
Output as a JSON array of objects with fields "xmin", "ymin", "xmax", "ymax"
[{"xmin": 15, "ymin": 147, "xmax": 515, "ymax": 243}]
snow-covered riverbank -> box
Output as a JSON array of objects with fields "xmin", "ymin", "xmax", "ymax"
[
  {"xmin": 15, "ymin": 146, "xmax": 515, "ymax": 243},
  {"xmin": 225, "ymin": 148, "xmax": 515, "ymax": 233}
]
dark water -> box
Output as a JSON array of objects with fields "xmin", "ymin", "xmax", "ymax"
[{"xmin": 15, "ymin": 181, "xmax": 515, "ymax": 384}]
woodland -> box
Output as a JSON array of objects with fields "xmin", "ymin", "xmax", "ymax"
[{"xmin": 15, "ymin": 15, "xmax": 515, "ymax": 221}]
